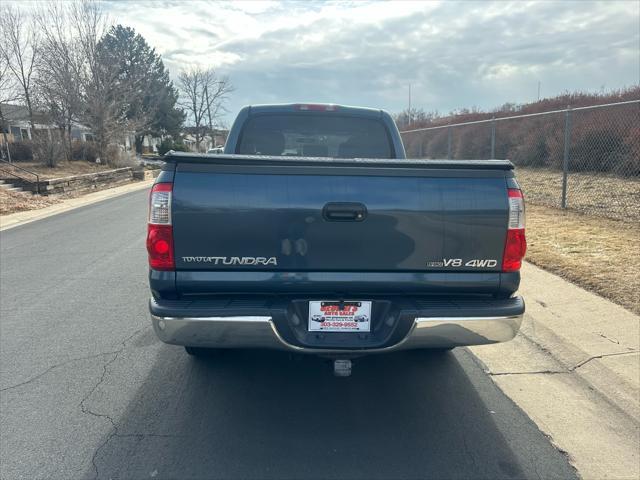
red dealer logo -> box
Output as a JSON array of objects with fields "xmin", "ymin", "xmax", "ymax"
[{"xmin": 320, "ymin": 305, "xmax": 358, "ymax": 315}]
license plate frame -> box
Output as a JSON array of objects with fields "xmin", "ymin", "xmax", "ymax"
[{"xmin": 308, "ymin": 301, "xmax": 372, "ymax": 332}]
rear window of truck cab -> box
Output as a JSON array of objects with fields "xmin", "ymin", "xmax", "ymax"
[{"xmin": 236, "ymin": 114, "xmax": 394, "ymax": 159}]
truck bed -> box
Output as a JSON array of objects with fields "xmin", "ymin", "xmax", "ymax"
[{"xmin": 163, "ymin": 151, "xmax": 515, "ymax": 170}]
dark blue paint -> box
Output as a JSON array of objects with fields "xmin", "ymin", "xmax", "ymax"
[
  {"xmin": 172, "ymin": 172, "xmax": 508, "ymax": 274},
  {"xmin": 152, "ymin": 103, "xmax": 520, "ymax": 299}
]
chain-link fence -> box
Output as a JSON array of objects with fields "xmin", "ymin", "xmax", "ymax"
[{"xmin": 401, "ymin": 100, "xmax": 640, "ymax": 222}]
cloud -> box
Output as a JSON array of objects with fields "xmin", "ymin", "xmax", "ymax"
[{"xmin": 103, "ymin": 0, "xmax": 639, "ymax": 123}]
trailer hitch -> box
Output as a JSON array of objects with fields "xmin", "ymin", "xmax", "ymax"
[{"xmin": 333, "ymin": 359, "xmax": 352, "ymax": 377}]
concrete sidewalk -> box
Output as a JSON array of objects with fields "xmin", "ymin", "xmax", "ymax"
[
  {"xmin": 0, "ymin": 179, "xmax": 154, "ymax": 231},
  {"xmin": 471, "ymin": 262, "xmax": 639, "ymax": 479}
]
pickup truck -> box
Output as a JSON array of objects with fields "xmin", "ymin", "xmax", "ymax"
[{"xmin": 147, "ymin": 103, "xmax": 526, "ymax": 375}]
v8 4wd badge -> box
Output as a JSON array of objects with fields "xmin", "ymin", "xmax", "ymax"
[{"xmin": 428, "ymin": 258, "xmax": 498, "ymax": 268}]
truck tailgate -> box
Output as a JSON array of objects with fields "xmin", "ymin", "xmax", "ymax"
[{"xmin": 169, "ymin": 156, "xmax": 514, "ymax": 290}]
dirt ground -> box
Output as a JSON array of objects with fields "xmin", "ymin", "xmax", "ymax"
[
  {"xmin": 0, "ymin": 189, "xmax": 61, "ymax": 215},
  {"xmin": 0, "ymin": 161, "xmax": 146, "ymax": 215},
  {"xmin": 526, "ymin": 203, "xmax": 639, "ymax": 314}
]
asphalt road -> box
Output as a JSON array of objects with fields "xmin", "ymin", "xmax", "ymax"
[{"xmin": 0, "ymin": 189, "xmax": 578, "ymax": 480}]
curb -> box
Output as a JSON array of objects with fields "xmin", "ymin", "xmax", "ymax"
[
  {"xmin": 522, "ymin": 314, "xmax": 639, "ymax": 423},
  {"xmin": 471, "ymin": 270, "xmax": 639, "ymax": 423},
  {"xmin": 469, "ymin": 262, "xmax": 640, "ymax": 479},
  {"xmin": 473, "ymin": 324, "xmax": 639, "ymax": 423}
]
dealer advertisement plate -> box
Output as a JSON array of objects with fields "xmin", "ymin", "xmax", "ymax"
[{"xmin": 308, "ymin": 301, "xmax": 371, "ymax": 332}]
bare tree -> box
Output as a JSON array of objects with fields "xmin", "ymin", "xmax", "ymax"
[
  {"xmin": 69, "ymin": 0, "xmax": 131, "ymax": 164},
  {"xmin": 393, "ymin": 108, "xmax": 435, "ymax": 130},
  {"xmin": 1, "ymin": 0, "xmax": 178, "ymax": 166},
  {"xmin": 178, "ymin": 67, "xmax": 233, "ymax": 151},
  {"xmin": 31, "ymin": 1, "xmax": 131, "ymax": 165},
  {"xmin": 35, "ymin": 1, "xmax": 84, "ymax": 161},
  {"xmin": 0, "ymin": 4, "xmax": 40, "ymax": 129}
]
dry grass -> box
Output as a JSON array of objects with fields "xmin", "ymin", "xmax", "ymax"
[
  {"xmin": 516, "ymin": 167, "xmax": 640, "ymax": 222},
  {"xmin": 6, "ymin": 161, "xmax": 115, "ymax": 179},
  {"xmin": 0, "ymin": 189, "xmax": 61, "ymax": 215},
  {"xmin": 526, "ymin": 204, "xmax": 639, "ymax": 314}
]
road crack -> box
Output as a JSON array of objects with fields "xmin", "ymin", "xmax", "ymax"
[
  {"xmin": 570, "ymin": 350, "xmax": 639, "ymax": 371},
  {"xmin": 511, "ymin": 328, "xmax": 638, "ymax": 374},
  {"xmin": 486, "ymin": 350, "xmax": 639, "ymax": 376},
  {"xmin": 489, "ymin": 370, "xmax": 566, "ymax": 376},
  {"xmin": 75, "ymin": 327, "xmax": 147, "ymax": 480},
  {"xmin": 597, "ymin": 332, "xmax": 620, "ymax": 344},
  {"xmin": 1, "ymin": 351, "xmax": 120, "ymax": 393},
  {"xmin": 2, "ymin": 327, "xmax": 150, "ymax": 393},
  {"xmin": 114, "ymin": 433, "xmax": 185, "ymax": 439}
]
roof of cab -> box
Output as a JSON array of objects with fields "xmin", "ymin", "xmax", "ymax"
[{"xmin": 244, "ymin": 103, "xmax": 386, "ymax": 118}]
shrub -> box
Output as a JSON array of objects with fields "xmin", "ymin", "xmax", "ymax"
[
  {"xmin": 157, "ymin": 138, "xmax": 172, "ymax": 156},
  {"xmin": 172, "ymin": 141, "xmax": 189, "ymax": 152},
  {"xmin": 398, "ymin": 86, "xmax": 640, "ymax": 176},
  {"xmin": 157, "ymin": 138, "xmax": 189, "ymax": 156},
  {"xmin": 105, "ymin": 145, "xmax": 137, "ymax": 168},
  {"xmin": 31, "ymin": 136, "xmax": 65, "ymax": 167},
  {"xmin": 71, "ymin": 141, "xmax": 99, "ymax": 162}
]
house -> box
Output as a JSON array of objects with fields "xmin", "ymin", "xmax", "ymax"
[
  {"xmin": 181, "ymin": 128, "xmax": 229, "ymax": 152},
  {"xmin": 0, "ymin": 102, "xmax": 224, "ymax": 155},
  {"xmin": 0, "ymin": 103, "xmax": 47, "ymax": 143},
  {"xmin": 0, "ymin": 103, "xmax": 94, "ymax": 145}
]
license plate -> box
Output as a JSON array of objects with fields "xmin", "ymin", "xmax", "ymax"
[{"xmin": 308, "ymin": 301, "xmax": 371, "ymax": 332}]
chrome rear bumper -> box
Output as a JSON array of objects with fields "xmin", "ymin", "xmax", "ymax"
[{"xmin": 151, "ymin": 313, "xmax": 523, "ymax": 354}]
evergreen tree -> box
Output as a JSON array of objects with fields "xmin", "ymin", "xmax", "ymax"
[{"xmin": 97, "ymin": 25, "xmax": 184, "ymax": 153}]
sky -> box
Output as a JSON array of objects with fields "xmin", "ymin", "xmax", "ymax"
[{"xmin": 102, "ymin": 0, "xmax": 639, "ymax": 125}]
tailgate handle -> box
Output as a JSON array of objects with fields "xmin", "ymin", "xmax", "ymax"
[{"xmin": 323, "ymin": 202, "xmax": 367, "ymax": 222}]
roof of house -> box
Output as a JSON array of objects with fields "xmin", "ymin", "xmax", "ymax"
[
  {"xmin": 0, "ymin": 103, "xmax": 94, "ymax": 132},
  {"xmin": 0, "ymin": 103, "xmax": 50, "ymax": 125}
]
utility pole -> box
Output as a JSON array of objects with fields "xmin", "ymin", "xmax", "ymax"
[
  {"xmin": 204, "ymin": 84, "xmax": 213, "ymax": 148},
  {"xmin": 408, "ymin": 83, "xmax": 412, "ymax": 126},
  {"xmin": 537, "ymin": 81, "xmax": 541, "ymax": 101},
  {"xmin": 561, "ymin": 105, "xmax": 572, "ymax": 209}
]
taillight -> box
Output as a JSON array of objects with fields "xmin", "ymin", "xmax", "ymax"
[
  {"xmin": 502, "ymin": 189, "xmax": 526, "ymax": 272},
  {"xmin": 147, "ymin": 183, "xmax": 174, "ymax": 270}
]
